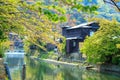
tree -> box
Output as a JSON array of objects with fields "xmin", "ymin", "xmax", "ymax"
[
  {"xmin": 81, "ymin": 18, "xmax": 120, "ymax": 65},
  {"xmin": 0, "ymin": 0, "xmax": 98, "ymax": 56}
]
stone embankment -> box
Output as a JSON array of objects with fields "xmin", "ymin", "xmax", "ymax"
[
  {"xmin": 95, "ymin": 64, "xmax": 120, "ymax": 74},
  {"xmin": 30, "ymin": 56, "xmax": 92, "ymax": 69},
  {"xmin": 31, "ymin": 56, "xmax": 120, "ymax": 74},
  {"xmin": 0, "ymin": 58, "xmax": 6, "ymax": 80}
]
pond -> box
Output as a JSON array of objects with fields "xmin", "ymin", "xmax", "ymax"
[{"xmin": 5, "ymin": 52, "xmax": 120, "ymax": 80}]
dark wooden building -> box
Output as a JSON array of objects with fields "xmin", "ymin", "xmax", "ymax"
[{"xmin": 62, "ymin": 21, "xmax": 99, "ymax": 54}]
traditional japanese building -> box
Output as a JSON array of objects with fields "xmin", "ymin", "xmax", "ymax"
[{"xmin": 62, "ymin": 21, "xmax": 99, "ymax": 54}]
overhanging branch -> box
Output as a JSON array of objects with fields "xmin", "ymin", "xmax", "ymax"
[
  {"xmin": 103, "ymin": 0, "xmax": 120, "ymax": 11},
  {"xmin": 111, "ymin": 0, "xmax": 120, "ymax": 11}
]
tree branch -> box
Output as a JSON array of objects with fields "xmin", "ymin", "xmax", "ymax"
[
  {"xmin": 111, "ymin": 0, "xmax": 120, "ymax": 11},
  {"xmin": 103, "ymin": 0, "xmax": 120, "ymax": 11},
  {"xmin": 103, "ymin": 0, "xmax": 114, "ymax": 5}
]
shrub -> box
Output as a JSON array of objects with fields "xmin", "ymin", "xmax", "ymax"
[
  {"xmin": 112, "ymin": 55, "xmax": 120, "ymax": 65},
  {"xmin": 0, "ymin": 41, "xmax": 10, "ymax": 58},
  {"xmin": 0, "ymin": 42, "xmax": 5, "ymax": 58},
  {"xmin": 81, "ymin": 18, "xmax": 120, "ymax": 64}
]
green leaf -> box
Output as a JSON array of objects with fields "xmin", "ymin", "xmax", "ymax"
[{"xmin": 59, "ymin": 16, "xmax": 67, "ymax": 22}]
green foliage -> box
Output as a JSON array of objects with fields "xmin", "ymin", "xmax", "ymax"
[
  {"xmin": 40, "ymin": 51, "xmax": 58, "ymax": 59},
  {"xmin": 57, "ymin": 37, "xmax": 66, "ymax": 55},
  {"xmin": 0, "ymin": 46, "xmax": 4, "ymax": 58},
  {"xmin": 0, "ymin": 0, "xmax": 25, "ymax": 40},
  {"xmin": 0, "ymin": 41, "xmax": 10, "ymax": 58},
  {"xmin": 60, "ymin": 0, "xmax": 98, "ymax": 13},
  {"xmin": 81, "ymin": 18, "xmax": 120, "ymax": 64},
  {"xmin": 112, "ymin": 55, "xmax": 120, "ymax": 65},
  {"xmin": 0, "ymin": 0, "xmax": 98, "ymax": 57},
  {"xmin": 23, "ymin": 40, "xmax": 31, "ymax": 54},
  {"xmin": 59, "ymin": 16, "xmax": 67, "ymax": 22}
]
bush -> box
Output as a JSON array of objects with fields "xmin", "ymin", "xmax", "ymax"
[
  {"xmin": 0, "ymin": 41, "xmax": 10, "ymax": 58},
  {"xmin": 40, "ymin": 51, "xmax": 58, "ymax": 59},
  {"xmin": 0, "ymin": 43, "xmax": 5, "ymax": 58},
  {"xmin": 81, "ymin": 18, "xmax": 120, "ymax": 64},
  {"xmin": 112, "ymin": 55, "xmax": 120, "ymax": 65},
  {"xmin": 0, "ymin": 49, "xmax": 4, "ymax": 58}
]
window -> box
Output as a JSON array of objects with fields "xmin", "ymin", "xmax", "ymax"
[
  {"xmin": 73, "ymin": 41, "xmax": 76, "ymax": 47},
  {"xmin": 90, "ymin": 30, "xmax": 94, "ymax": 36}
]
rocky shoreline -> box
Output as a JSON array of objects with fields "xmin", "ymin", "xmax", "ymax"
[{"xmin": 0, "ymin": 58, "xmax": 6, "ymax": 80}]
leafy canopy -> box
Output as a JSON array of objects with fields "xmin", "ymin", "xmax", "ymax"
[
  {"xmin": 81, "ymin": 18, "xmax": 120, "ymax": 64},
  {"xmin": 0, "ymin": 0, "xmax": 98, "ymax": 53}
]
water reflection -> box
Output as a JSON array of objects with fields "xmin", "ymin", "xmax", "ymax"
[
  {"xmin": 6, "ymin": 58, "xmax": 24, "ymax": 68},
  {"xmin": 26, "ymin": 58, "xmax": 54, "ymax": 80},
  {"xmin": 5, "ymin": 51, "xmax": 25, "ymax": 80},
  {"xmin": 4, "ymin": 51, "xmax": 120, "ymax": 80},
  {"xmin": 26, "ymin": 58, "xmax": 120, "ymax": 80}
]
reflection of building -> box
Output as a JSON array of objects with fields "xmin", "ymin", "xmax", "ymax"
[{"xmin": 62, "ymin": 22, "xmax": 99, "ymax": 54}]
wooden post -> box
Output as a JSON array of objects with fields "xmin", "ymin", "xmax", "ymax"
[
  {"xmin": 22, "ymin": 63, "xmax": 26, "ymax": 80},
  {"xmin": 4, "ymin": 62, "xmax": 12, "ymax": 80}
]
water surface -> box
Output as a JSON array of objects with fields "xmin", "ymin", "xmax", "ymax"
[
  {"xmin": 5, "ymin": 52, "xmax": 120, "ymax": 80},
  {"xmin": 25, "ymin": 58, "xmax": 120, "ymax": 80}
]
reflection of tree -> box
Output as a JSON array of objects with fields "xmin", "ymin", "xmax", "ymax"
[
  {"xmin": 82, "ymin": 70, "xmax": 101, "ymax": 80},
  {"xmin": 26, "ymin": 58, "xmax": 54, "ymax": 80},
  {"xmin": 60, "ymin": 67, "xmax": 82, "ymax": 80},
  {"xmin": 82, "ymin": 70, "xmax": 120, "ymax": 80},
  {"xmin": 27, "ymin": 59, "xmax": 81, "ymax": 80},
  {"xmin": 25, "ymin": 58, "xmax": 120, "ymax": 80},
  {"xmin": 27, "ymin": 58, "xmax": 36, "ymax": 68}
]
